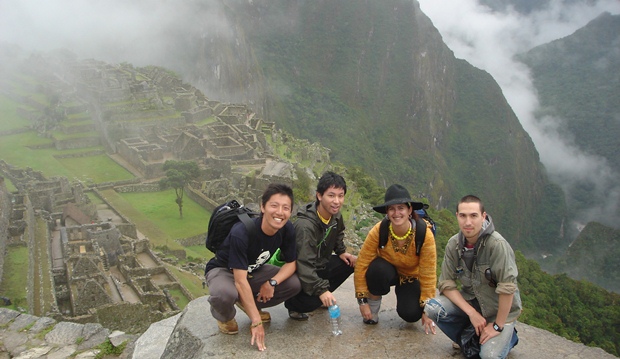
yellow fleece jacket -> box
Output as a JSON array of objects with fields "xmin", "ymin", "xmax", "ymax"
[{"xmin": 354, "ymin": 220, "xmax": 437, "ymax": 306}]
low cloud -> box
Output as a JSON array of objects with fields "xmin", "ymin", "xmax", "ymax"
[
  {"xmin": 418, "ymin": 0, "xmax": 620, "ymax": 227},
  {"xmin": 0, "ymin": 0, "xmax": 231, "ymax": 66}
]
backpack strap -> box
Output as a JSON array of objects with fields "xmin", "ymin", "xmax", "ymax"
[
  {"xmin": 413, "ymin": 218, "xmax": 427, "ymax": 256},
  {"xmin": 379, "ymin": 217, "xmax": 427, "ymax": 256},
  {"xmin": 238, "ymin": 211, "xmax": 258, "ymax": 239},
  {"xmin": 379, "ymin": 217, "xmax": 390, "ymax": 249}
]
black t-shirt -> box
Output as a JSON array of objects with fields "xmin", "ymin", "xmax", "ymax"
[{"xmin": 205, "ymin": 216, "xmax": 296, "ymax": 274}]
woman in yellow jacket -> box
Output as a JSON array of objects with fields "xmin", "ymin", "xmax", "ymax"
[{"xmin": 354, "ymin": 184, "xmax": 436, "ymax": 333}]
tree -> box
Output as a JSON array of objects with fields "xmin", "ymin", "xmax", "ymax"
[{"xmin": 159, "ymin": 160, "xmax": 200, "ymax": 218}]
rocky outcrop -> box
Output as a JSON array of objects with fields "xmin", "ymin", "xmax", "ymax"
[
  {"xmin": 0, "ymin": 308, "xmax": 136, "ymax": 358},
  {"xmin": 131, "ymin": 278, "xmax": 616, "ymax": 359},
  {"xmin": 2, "ymin": 277, "xmax": 616, "ymax": 359}
]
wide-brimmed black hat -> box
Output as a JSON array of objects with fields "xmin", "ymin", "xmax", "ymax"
[{"xmin": 372, "ymin": 184, "xmax": 424, "ymax": 214}]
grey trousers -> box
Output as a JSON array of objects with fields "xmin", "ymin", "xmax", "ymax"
[{"xmin": 205, "ymin": 265, "xmax": 301, "ymax": 322}]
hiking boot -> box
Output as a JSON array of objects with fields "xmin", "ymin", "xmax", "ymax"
[
  {"xmin": 235, "ymin": 302, "xmax": 271, "ymax": 322},
  {"xmin": 217, "ymin": 318, "xmax": 238, "ymax": 334},
  {"xmin": 363, "ymin": 297, "xmax": 381, "ymax": 325},
  {"xmin": 288, "ymin": 310, "xmax": 309, "ymax": 321}
]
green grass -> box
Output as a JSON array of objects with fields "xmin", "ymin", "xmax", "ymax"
[
  {"xmin": 168, "ymin": 288, "xmax": 190, "ymax": 309},
  {"xmin": 56, "ymin": 155, "xmax": 134, "ymax": 183},
  {"xmin": 0, "ymin": 246, "xmax": 29, "ymax": 310},
  {"xmin": 120, "ymin": 190, "xmax": 209, "ymax": 240},
  {"xmin": 4, "ymin": 178, "xmax": 17, "ymax": 192},
  {"xmin": 184, "ymin": 245, "xmax": 213, "ymax": 263},
  {"xmin": 33, "ymin": 217, "xmax": 55, "ymax": 316},
  {"xmin": 0, "ymin": 132, "xmax": 133, "ymax": 183},
  {"xmin": 166, "ymin": 264, "xmax": 208, "ymax": 299},
  {"xmin": 0, "ymin": 95, "xmax": 31, "ymax": 131},
  {"xmin": 0, "ymin": 95, "xmax": 134, "ymax": 183}
]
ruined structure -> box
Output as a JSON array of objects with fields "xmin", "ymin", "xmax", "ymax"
[
  {"xmin": 0, "ymin": 50, "xmax": 340, "ymax": 330},
  {"xmin": 0, "ymin": 161, "xmax": 191, "ymax": 328}
]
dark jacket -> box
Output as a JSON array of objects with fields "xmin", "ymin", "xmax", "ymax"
[{"xmin": 293, "ymin": 202, "xmax": 347, "ymax": 296}]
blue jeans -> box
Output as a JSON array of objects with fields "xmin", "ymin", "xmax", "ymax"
[{"xmin": 424, "ymin": 295, "xmax": 518, "ymax": 359}]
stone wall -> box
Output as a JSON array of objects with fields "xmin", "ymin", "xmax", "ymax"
[
  {"xmin": 87, "ymin": 223, "xmax": 124, "ymax": 266},
  {"xmin": 94, "ymin": 302, "xmax": 168, "ymax": 334},
  {"xmin": 0, "ymin": 177, "xmax": 11, "ymax": 286},
  {"xmin": 54, "ymin": 136, "xmax": 101, "ymax": 150},
  {"xmin": 115, "ymin": 183, "xmax": 161, "ymax": 193},
  {"xmin": 24, "ymin": 195, "xmax": 36, "ymax": 314},
  {"xmin": 176, "ymin": 233, "xmax": 206, "ymax": 247},
  {"xmin": 53, "ymin": 149, "xmax": 106, "ymax": 159},
  {"xmin": 182, "ymin": 106, "xmax": 211, "ymax": 123}
]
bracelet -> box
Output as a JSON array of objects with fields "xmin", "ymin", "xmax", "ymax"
[
  {"xmin": 357, "ymin": 297, "xmax": 368, "ymax": 305},
  {"xmin": 250, "ymin": 321, "xmax": 263, "ymax": 328}
]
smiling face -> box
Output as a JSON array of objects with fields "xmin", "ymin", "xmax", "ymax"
[
  {"xmin": 456, "ymin": 201, "xmax": 486, "ymax": 243},
  {"xmin": 386, "ymin": 203, "xmax": 413, "ymax": 229},
  {"xmin": 316, "ymin": 185, "xmax": 345, "ymax": 218},
  {"xmin": 260, "ymin": 193, "xmax": 292, "ymax": 236}
]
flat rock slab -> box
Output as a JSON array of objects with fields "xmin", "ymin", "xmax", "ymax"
[{"xmin": 133, "ymin": 277, "xmax": 618, "ymax": 359}]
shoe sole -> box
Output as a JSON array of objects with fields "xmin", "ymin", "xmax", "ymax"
[{"xmin": 219, "ymin": 328, "xmax": 239, "ymax": 335}]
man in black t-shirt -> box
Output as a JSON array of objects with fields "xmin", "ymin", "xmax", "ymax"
[{"xmin": 205, "ymin": 183, "xmax": 301, "ymax": 352}]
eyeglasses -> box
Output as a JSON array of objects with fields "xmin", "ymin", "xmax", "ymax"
[{"xmin": 484, "ymin": 268, "xmax": 497, "ymax": 288}]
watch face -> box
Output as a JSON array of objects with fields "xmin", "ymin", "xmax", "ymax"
[{"xmin": 269, "ymin": 279, "xmax": 277, "ymax": 286}]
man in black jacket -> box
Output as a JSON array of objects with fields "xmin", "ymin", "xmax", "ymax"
[{"xmin": 284, "ymin": 171, "xmax": 357, "ymax": 320}]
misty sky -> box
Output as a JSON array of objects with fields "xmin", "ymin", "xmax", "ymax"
[
  {"xmin": 418, "ymin": 0, "xmax": 620, "ymax": 226},
  {"xmin": 1, "ymin": 0, "xmax": 619, "ymax": 225}
]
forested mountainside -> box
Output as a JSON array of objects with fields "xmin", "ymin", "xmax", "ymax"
[
  {"xmin": 160, "ymin": 0, "xmax": 561, "ymax": 253},
  {"xmin": 517, "ymin": 12, "xmax": 620, "ymax": 289},
  {"xmin": 519, "ymin": 12, "xmax": 620, "ymax": 215},
  {"xmin": 556, "ymin": 222, "xmax": 620, "ymax": 292}
]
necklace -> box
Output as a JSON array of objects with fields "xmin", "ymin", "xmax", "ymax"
[
  {"xmin": 317, "ymin": 209, "xmax": 331, "ymax": 224},
  {"xmin": 389, "ymin": 222, "xmax": 412, "ymax": 240}
]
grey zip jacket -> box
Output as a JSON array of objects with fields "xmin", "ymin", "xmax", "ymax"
[
  {"xmin": 293, "ymin": 202, "xmax": 347, "ymax": 296},
  {"xmin": 438, "ymin": 214, "xmax": 522, "ymax": 323}
]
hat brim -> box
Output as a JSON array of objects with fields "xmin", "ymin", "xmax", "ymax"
[{"xmin": 372, "ymin": 199, "xmax": 424, "ymax": 214}]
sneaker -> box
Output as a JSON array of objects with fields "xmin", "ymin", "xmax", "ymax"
[
  {"xmin": 452, "ymin": 342, "xmax": 461, "ymax": 350},
  {"xmin": 217, "ymin": 318, "xmax": 239, "ymax": 334},
  {"xmin": 288, "ymin": 310, "xmax": 309, "ymax": 321},
  {"xmin": 363, "ymin": 297, "xmax": 381, "ymax": 325},
  {"xmin": 235, "ymin": 302, "xmax": 271, "ymax": 322}
]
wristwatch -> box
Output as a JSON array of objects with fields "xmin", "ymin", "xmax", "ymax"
[
  {"xmin": 357, "ymin": 297, "xmax": 368, "ymax": 305},
  {"xmin": 492, "ymin": 322, "xmax": 504, "ymax": 332},
  {"xmin": 268, "ymin": 279, "xmax": 278, "ymax": 287}
]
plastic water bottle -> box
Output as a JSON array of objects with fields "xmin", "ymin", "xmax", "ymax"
[{"xmin": 328, "ymin": 304, "xmax": 343, "ymax": 335}]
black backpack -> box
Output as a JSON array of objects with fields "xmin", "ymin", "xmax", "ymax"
[
  {"xmin": 205, "ymin": 199, "xmax": 258, "ymax": 253},
  {"xmin": 415, "ymin": 204, "xmax": 437, "ymax": 236},
  {"xmin": 379, "ymin": 217, "xmax": 428, "ymax": 256}
]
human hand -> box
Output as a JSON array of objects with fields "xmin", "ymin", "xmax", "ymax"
[
  {"xmin": 340, "ymin": 253, "xmax": 357, "ymax": 267},
  {"xmin": 468, "ymin": 312, "xmax": 487, "ymax": 336},
  {"xmin": 479, "ymin": 323, "xmax": 500, "ymax": 345},
  {"xmin": 250, "ymin": 322, "xmax": 266, "ymax": 351},
  {"xmin": 359, "ymin": 303, "xmax": 372, "ymax": 320},
  {"xmin": 257, "ymin": 282, "xmax": 275, "ymax": 303},
  {"xmin": 319, "ymin": 291, "xmax": 336, "ymax": 308},
  {"xmin": 421, "ymin": 313, "xmax": 436, "ymax": 335}
]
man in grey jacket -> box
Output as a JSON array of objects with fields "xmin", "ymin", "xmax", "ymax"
[
  {"xmin": 424, "ymin": 195, "xmax": 521, "ymax": 359},
  {"xmin": 284, "ymin": 171, "xmax": 357, "ymax": 320}
]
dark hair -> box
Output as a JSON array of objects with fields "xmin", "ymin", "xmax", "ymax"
[
  {"xmin": 316, "ymin": 171, "xmax": 347, "ymax": 197},
  {"xmin": 262, "ymin": 183, "xmax": 294, "ymax": 208},
  {"xmin": 456, "ymin": 194, "xmax": 485, "ymax": 214}
]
